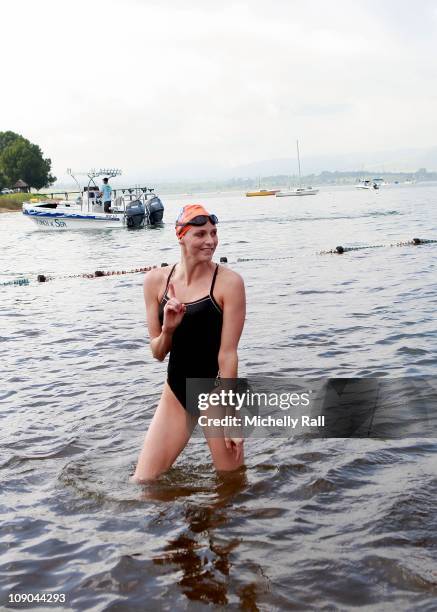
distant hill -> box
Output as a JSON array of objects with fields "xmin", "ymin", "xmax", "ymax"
[
  {"xmin": 50, "ymin": 146, "xmax": 437, "ymax": 189},
  {"xmin": 227, "ymin": 147, "xmax": 437, "ymax": 179},
  {"xmin": 137, "ymin": 146, "xmax": 437, "ymax": 181}
]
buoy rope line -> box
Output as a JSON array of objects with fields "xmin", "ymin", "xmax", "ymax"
[
  {"xmin": 239, "ymin": 237, "xmax": 437, "ymax": 261},
  {"xmin": 36, "ymin": 266, "xmax": 156, "ymax": 283},
  {"xmin": 0, "ymin": 266, "xmax": 155, "ymax": 286},
  {"xmin": 1, "ymin": 259, "xmax": 229, "ymax": 286},
  {"xmin": 319, "ymin": 237, "xmax": 437, "ymax": 255},
  {"xmin": 2, "ymin": 238, "xmax": 436, "ymax": 287},
  {"xmin": 237, "ymin": 255, "xmax": 295, "ymax": 262}
]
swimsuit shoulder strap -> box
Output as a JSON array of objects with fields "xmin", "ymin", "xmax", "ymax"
[
  {"xmin": 162, "ymin": 264, "xmax": 177, "ymax": 299},
  {"xmin": 210, "ymin": 264, "xmax": 219, "ymax": 295}
]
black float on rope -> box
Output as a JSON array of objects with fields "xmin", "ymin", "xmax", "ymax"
[
  {"xmin": 220, "ymin": 257, "xmax": 228, "ymax": 263},
  {"xmin": 161, "ymin": 262, "xmax": 168, "ymax": 267},
  {"xmin": 412, "ymin": 238, "xmax": 437, "ymax": 245},
  {"xmin": 319, "ymin": 238, "xmax": 437, "ymax": 255},
  {"xmin": 410, "ymin": 238, "xmax": 437, "ymax": 245}
]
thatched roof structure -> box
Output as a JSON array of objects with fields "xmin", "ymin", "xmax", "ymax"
[
  {"xmin": 14, "ymin": 179, "xmax": 30, "ymax": 192},
  {"xmin": 14, "ymin": 179, "xmax": 29, "ymax": 188}
]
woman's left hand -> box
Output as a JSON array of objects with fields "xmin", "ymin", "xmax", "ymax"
[{"xmin": 224, "ymin": 436, "xmax": 244, "ymax": 462}]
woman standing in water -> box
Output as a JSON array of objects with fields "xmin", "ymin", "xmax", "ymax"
[{"xmin": 131, "ymin": 204, "xmax": 246, "ymax": 482}]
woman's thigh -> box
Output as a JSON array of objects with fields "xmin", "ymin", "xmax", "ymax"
[{"xmin": 132, "ymin": 382, "xmax": 195, "ymax": 482}]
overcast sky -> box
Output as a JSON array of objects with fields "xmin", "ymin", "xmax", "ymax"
[{"xmin": 2, "ymin": 0, "xmax": 437, "ymax": 181}]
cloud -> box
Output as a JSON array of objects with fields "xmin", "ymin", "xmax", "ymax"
[
  {"xmin": 293, "ymin": 104, "xmax": 354, "ymax": 117},
  {"xmin": 1, "ymin": 0, "xmax": 437, "ymax": 180}
]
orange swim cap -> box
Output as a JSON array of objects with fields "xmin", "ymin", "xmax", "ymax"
[{"xmin": 175, "ymin": 204, "xmax": 212, "ymax": 239}]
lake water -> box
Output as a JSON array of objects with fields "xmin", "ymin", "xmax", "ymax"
[{"xmin": 1, "ymin": 184, "xmax": 436, "ymax": 610}]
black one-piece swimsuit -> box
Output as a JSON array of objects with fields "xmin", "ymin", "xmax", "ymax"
[{"xmin": 158, "ymin": 264, "xmax": 223, "ymax": 412}]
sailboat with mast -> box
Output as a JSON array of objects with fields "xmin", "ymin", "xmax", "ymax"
[
  {"xmin": 246, "ymin": 176, "xmax": 280, "ymax": 197},
  {"xmin": 276, "ymin": 140, "xmax": 319, "ymax": 197}
]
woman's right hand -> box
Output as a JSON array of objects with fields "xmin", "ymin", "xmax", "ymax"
[{"xmin": 162, "ymin": 282, "xmax": 186, "ymax": 333}]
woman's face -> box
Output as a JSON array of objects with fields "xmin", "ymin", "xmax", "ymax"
[{"xmin": 180, "ymin": 221, "xmax": 218, "ymax": 260}]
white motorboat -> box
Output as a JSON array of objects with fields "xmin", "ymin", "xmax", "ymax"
[
  {"xmin": 22, "ymin": 169, "xmax": 164, "ymax": 230},
  {"xmin": 276, "ymin": 187, "xmax": 319, "ymax": 197},
  {"xmin": 355, "ymin": 178, "xmax": 382, "ymax": 190},
  {"xmin": 276, "ymin": 140, "xmax": 319, "ymax": 198},
  {"xmin": 355, "ymin": 180, "xmax": 372, "ymax": 190}
]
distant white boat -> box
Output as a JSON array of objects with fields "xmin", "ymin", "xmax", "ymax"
[
  {"xmin": 276, "ymin": 187, "xmax": 319, "ymax": 197},
  {"xmin": 355, "ymin": 180, "xmax": 372, "ymax": 190},
  {"xmin": 355, "ymin": 179, "xmax": 380, "ymax": 190},
  {"xmin": 276, "ymin": 140, "xmax": 319, "ymax": 197}
]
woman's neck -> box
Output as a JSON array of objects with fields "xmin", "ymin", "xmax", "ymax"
[{"xmin": 177, "ymin": 258, "xmax": 213, "ymax": 286}]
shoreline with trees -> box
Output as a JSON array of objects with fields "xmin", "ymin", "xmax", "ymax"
[
  {"xmin": 146, "ymin": 168, "xmax": 436, "ymax": 195},
  {"xmin": 0, "ymin": 130, "xmax": 56, "ymax": 212},
  {"xmin": 0, "ymin": 131, "xmax": 56, "ymax": 192},
  {"xmin": 1, "ymin": 128, "xmax": 435, "ymax": 212},
  {"xmin": 1, "ymin": 170, "xmax": 436, "ymax": 213}
]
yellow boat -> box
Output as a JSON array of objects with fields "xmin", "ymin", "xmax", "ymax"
[{"xmin": 246, "ymin": 189, "xmax": 279, "ymax": 197}]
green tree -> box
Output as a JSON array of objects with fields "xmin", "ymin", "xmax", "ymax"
[{"xmin": 0, "ymin": 131, "xmax": 56, "ymax": 190}]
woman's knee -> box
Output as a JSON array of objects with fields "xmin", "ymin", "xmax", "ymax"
[
  {"xmin": 132, "ymin": 452, "xmax": 172, "ymax": 482},
  {"xmin": 131, "ymin": 467, "xmax": 164, "ymax": 483}
]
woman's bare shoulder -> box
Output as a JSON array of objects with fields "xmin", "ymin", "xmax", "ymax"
[
  {"xmin": 217, "ymin": 265, "xmax": 244, "ymax": 287},
  {"xmin": 144, "ymin": 265, "xmax": 173, "ymax": 294},
  {"xmin": 215, "ymin": 266, "xmax": 245, "ymax": 306}
]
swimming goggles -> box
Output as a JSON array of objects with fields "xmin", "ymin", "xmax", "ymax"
[{"xmin": 176, "ymin": 214, "xmax": 219, "ymax": 228}]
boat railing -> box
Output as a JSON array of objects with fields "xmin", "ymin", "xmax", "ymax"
[
  {"xmin": 36, "ymin": 186, "xmax": 154, "ymax": 200},
  {"xmin": 112, "ymin": 187, "xmax": 155, "ymax": 199},
  {"xmin": 33, "ymin": 186, "xmax": 157, "ymax": 214},
  {"xmin": 111, "ymin": 187, "xmax": 157, "ymax": 212},
  {"xmin": 37, "ymin": 191, "xmax": 82, "ymax": 200}
]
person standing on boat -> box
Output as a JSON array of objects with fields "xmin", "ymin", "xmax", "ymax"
[
  {"xmin": 131, "ymin": 204, "xmax": 246, "ymax": 482},
  {"xmin": 100, "ymin": 177, "xmax": 112, "ymax": 213}
]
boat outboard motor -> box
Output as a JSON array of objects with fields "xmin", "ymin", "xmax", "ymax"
[
  {"xmin": 125, "ymin": 200, "xmax": 146, "ymax": 228},
  {"xmin": 145, "ymin": 196, "xmax": 164, "ymax": 225}
]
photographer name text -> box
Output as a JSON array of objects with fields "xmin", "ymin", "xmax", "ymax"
[{"xmin": 198, "ymin": 415, "xmax": 325, "ymax": 428}]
